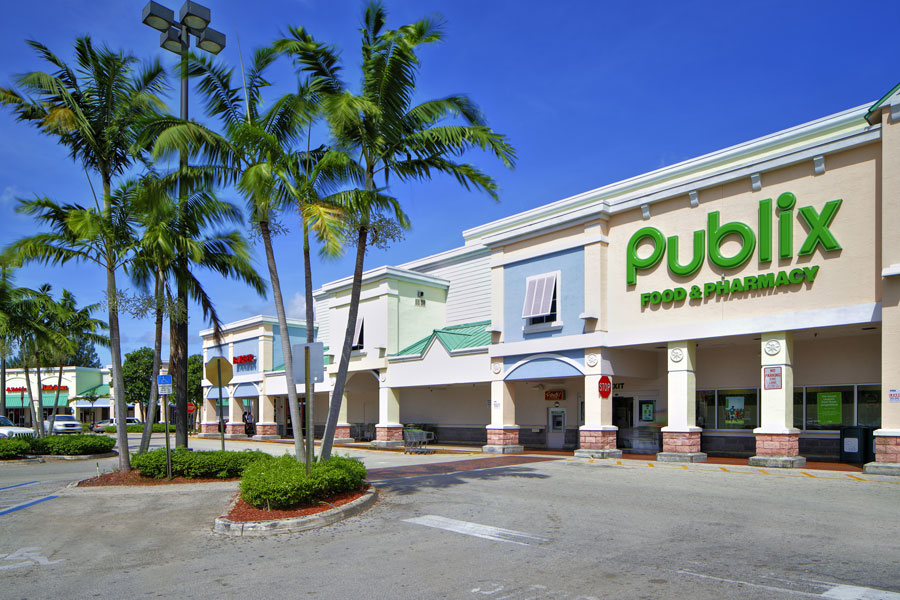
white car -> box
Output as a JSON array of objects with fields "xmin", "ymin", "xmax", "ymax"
[
  {"xmin": 0, "ymin": 416, "xmax": 34, "ymax": 439},
  {"xmin": 43, "ymin": 415, "xmax": 84, "ymax": 435}
]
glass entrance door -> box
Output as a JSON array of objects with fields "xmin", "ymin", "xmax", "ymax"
[{"xmin": 547, "ymin": 408, "xmax": 566, "ymax": 449}]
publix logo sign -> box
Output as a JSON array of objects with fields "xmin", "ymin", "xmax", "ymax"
[{"xmin": 627, "ymin": 193, "xmax": 842, "ymax": 307}]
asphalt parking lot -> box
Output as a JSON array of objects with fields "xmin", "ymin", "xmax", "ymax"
[{"xmin": 2, "ymin": 435, "xmax": 900, "ymax": 599}]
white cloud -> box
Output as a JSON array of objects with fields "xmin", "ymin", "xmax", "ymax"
[
  {"xmin": 1, "ymin": 186, "xmax": 19, "ymax": 205},
  {"xmin": 286, "ymin": 292, "xmax": 306, "ymax": 318}
]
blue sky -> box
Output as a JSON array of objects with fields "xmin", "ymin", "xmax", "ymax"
[{"xmin": 0, "ymin": 0, "xmax": 895, "ymax": 365}]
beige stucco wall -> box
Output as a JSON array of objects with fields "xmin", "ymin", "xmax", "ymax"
[
  {"xmin": 606, "ymin": 143, "xmax": 880, "ymax": 332},
  {"xmin": 398, "ymin": 384, "xmax": 491, "ymax": 425}
]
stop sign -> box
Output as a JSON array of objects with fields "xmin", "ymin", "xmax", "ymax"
[
  {"xmin": 187, "ymin": 402, "xmax": 195, "ymax": 414},
  {"xmin": 598, "ymin": 376, "xmax": 612, "ymax": 399}
]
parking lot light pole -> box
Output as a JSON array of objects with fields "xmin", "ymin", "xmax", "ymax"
[{"xmin": 141, "ymin": 1, "xmax": 225, "ymax": 448}]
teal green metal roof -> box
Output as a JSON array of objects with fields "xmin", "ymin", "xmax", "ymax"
[
  {"xmin": 392, "ymin": 321, "xmax": 492, "ymax": 358},
  {"xmin": 77, "ymin": 384, "xmax": 110, "ymax": 397},
  {"xmin": 865, "ymin": 81, "xmax": 900, "ymax": 125}
]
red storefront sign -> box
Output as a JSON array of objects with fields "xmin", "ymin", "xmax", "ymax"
[
  {"xmin": 544, "ymin": 390, "xmax": 565, "ymax": 402},
  {"xmin": 232, "ymin": 354, "xmax": 255, "ymax": 364}
]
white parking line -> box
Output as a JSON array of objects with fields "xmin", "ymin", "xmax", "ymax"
[
  {"xmin": 680, "ymin": 570, "xmax": 900, "ymax": 599},
  {"xmin": 403, "ymin": 515, "xmax": 548, "ymax": 546}
]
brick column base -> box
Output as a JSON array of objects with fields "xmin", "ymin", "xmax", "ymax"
[
  {"xmin": 749, "ymin": 432, "xmax": 805, "ymax": 468},
  {"xmin": 574, "ymin": 428, "xmax": 622, "ymax": 459},
  {"xmin": 371, "ymin": 425, "xmax": 404, "ymax": 448},
  {"xmin": 864, "ymin": 436, "xmax": 900, "ymax": 476},
  {"xmin": 657, "ymin": 431, "xmax": 706, "ymax": 463},
  {"xmin": 335, "ymin": 425, "xmax": 352, "ymax": 440},
  {"xmin": 224, "ymin": 422, "xmax": 247, "ymax": 438},
  {"xmin": 254, "ymin": 423, "xmax": 278, "ymax": 438},
  {"xmin": 200, "ymin": 423, "xmax": 218, "ymax": 434},
  {"xmin": 482, "ymin": 428, "xmax": 524, "ymax": 454}
]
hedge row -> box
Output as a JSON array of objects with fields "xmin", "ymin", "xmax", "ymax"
[
  {"xmin": 240, "ymin": 455, "xmax": 367, "ymax": 510},
  {"xmin": 105, "ymin": 424, "xmax": 175, "ymax": 433},
  {"xmin": 0, "ymin": 434, "xmax": 116, "ymax": 458},
  {"xmin": 131, "ymin": 448, "xmax": 271, "ymax": 479}
]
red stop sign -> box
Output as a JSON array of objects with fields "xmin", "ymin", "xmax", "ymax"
[
  {"xmin": 598, "ymin": 376, "xmax": 612, "ymax": 399},
  {"xmin": 187, "ymin": 402, "xmax": 195, "ymax": 414}
]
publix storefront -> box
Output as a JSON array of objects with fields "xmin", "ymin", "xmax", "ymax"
[{"xmin": 478, "ymin": 83, "xmax": 899, "ymax": 473}]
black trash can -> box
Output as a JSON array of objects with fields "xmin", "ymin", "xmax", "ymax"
[
  {"xmin": 840, "ymin": 427, "xmax": 865, "ymax": 464},
  {"xmin": 860, "ymin": 427, "xmax": 876, "ymax": 464}
]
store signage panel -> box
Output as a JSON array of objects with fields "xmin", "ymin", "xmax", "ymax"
[
  {"xmin": 764, "ymin": 366, "xmax": 782, "ymax": 390},
  {"xmin": 889, "ymin": 389, "xmax": 900, "ymax": 403},
  {"xmin": 817, "ymin": 392, "xmax": 842, "ymax": 425},
  {"xmin": 626, "ymin": 193, "xmax": 843, "ymax": 308},
  {"xmin": 544, "ymin": 390, "xmax": 565, "ymax": 401}
]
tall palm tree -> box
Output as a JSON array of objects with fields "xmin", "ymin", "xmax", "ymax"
[
  {"xmin": 0, "ymin": 37, "xmax": 166, "ymax": 471},
  {"xmin": 278, "ymin": 1, "xmax": 516, "ymax": 459},
  {"xmin": 0, "ymin": 262, "xmax": 29, "ymax": 419},
  {"xmin": 143, "ymin": 49, "xmax": 325, "ymax": 463},
  {"xmin": 129, "ymin": 171, "xmax": 266, "ymax": 454}
]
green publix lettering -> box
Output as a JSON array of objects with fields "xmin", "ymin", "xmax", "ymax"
[{"xmin": 627, "ymin": 193, "xmax": 842, "ymax": 285}]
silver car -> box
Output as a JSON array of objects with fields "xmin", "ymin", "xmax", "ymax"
[{"xmin": 43, "ymin": 415, "xmax": 84, "ymax": 434}]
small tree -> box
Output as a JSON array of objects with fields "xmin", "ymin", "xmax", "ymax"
[
  {"xmin": 122, "ymin": 347, "xmax": 154, "ymax": 417},
  {"xmin": 187, "ymin": 354, "xmax": 203, "ymax": 429}
]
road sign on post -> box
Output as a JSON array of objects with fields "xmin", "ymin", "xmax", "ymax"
[
  {"xmin": 599, "ymin": 376, "xmax": 612, "ymax": 399},
  {"xmin": 205, "ymin": 356, "xmax": 233, "ymax": 452},
  {"xmin": 157, "ymin": 374, "xmax": 173, "ymax": 396},
  {"xmin": 290, "ymin": 343, "xmax": 325, "ymax": 383}
]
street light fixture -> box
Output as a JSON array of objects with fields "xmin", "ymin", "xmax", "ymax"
[{"xmin": 141, "ymin": 1, "xmax": 225, "ymax": 449}]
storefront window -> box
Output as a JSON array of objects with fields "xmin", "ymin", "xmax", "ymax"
[
  {"xmin": 857, "ymin": 385, "xmax": 881, "ymax": 428},
  {"xmin": 716, "ymin": 389, "xmax": 757, "ymax": 430},
  {"xmin": 805, "ymin": 386, "xmax": 853, "ymax": 430},
  {"xmin": 696, "ymin": 390, "xmax": 716, "ymax": 429},
  {"xmin": 793, "ymin": 388, "xmax": 804, "ymax": 430}
]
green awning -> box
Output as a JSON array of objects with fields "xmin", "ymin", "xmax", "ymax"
[{"xmin": 4, "ymin": 392, "xmax": 69, "ymax": 408}]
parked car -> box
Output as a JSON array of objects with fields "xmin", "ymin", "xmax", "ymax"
[
  {"xmin": 91, "ymin": 418, "xmax": 141, "ymax": 433},
  {"xmin": 42, "ymin": 415, "xmax": 84, "ymax": 435},
  {"xmin": 0, "ymin": 415, "xmax": 34, "ymax": 439}
]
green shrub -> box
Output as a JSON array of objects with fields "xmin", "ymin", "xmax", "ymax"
[
  {"xmin": 240, "ymin": 455, "xmax": 367, "ymax": 510},
  {"xmin": 30, "ymin": 434, "xmax": 116, "ymax": 455},
  {"xmin": 105, "ymin": 424, "xmax": 174, "ymax": 433},
  {"xmin": 0, "ymin": 437, "xmax": 32, "ymax": 459},
  {"xmin": 131, "ymin": 448, "xmax": 272, "ymax": 479}
]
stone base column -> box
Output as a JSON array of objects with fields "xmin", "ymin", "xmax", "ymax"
[
  {"xmin": 334, "ymin": 424, "xmax": 355, "ymax": 445},
  {"xmin": 657, "ymin": 430, "xmax": 707, "ymax": 463},
  {"xmin": 482, "ymin": 426, "xmax": 524, "ymax": 454},
  {"xmin": 372, "ymin": 425, "xmax": 403, "ymax": 448},
  {"xmin": 199, "ymin": 422, "xmax": 219, "ymax": 437},
  {"xmin": 254, "ymin": 422, "xmax": 279, "ymax": 440},
  {"xmin": 224, "ymin": 422, "xmax": 248, "ymax": 439},
  {"xmin": 864, "ymin": 433, "xmax": 900, "ymax": 476},
  {"xmin": 749, "ymin": 432, "xmax": 806, "ymax": 468},
  {"xmin": 574, "ymin": 427, "xmax": 622, "ymax": 459}
]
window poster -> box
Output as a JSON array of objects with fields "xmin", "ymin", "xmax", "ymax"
[
  {"xmin": 724, "ymin": 396, "xmax": 745, "ymax": 425},
  {"xmin": 817, "ymin": 391, "xmax": 843, "ymax": 425},
  {"xmin": 639, "ymin": 400, "xmax": 655, "ymax": 422}
]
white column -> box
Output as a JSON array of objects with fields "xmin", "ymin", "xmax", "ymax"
[
  {"xmin": 757, "ymin": 332, "xmax": 796, "ymax": 434},
  {"xmin": 663, "ymin": 340, "xmax": 699, "ymax": 431}
]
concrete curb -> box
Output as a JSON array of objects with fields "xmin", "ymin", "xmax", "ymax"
[
  {"xmin": 41, "ymin": 451, "xmax": 119, "ymax": 461},
  {"xmin": 213, "ymin": 487, "xmax": 378, "ymax": 537}
]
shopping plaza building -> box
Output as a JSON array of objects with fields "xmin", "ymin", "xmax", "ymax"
[{"xmin": 201, "ymin": 83, "xmax": 900, "ymax": 473}]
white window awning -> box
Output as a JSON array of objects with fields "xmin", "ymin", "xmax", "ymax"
[{"xmin": 522, "ymin": 273, "xmax": 557, "ymax": 318}]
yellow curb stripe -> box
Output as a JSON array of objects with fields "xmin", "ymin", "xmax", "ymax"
[
  {"xmin": 719, "ymin": 467, "xmax": 730, "ymax": 472},
  {"xmin": 616, "ymin": 460, "xmax": 622, "ymax": 465},
  {"xmin": 801, "ymin": 472, "xmax": 816, "ymax": 478},
  {"xmin": 647, "ymin": 463, "xmax": 655, "ymax": 467},
  {"xmin": 845, "ymin": 474, "xmax": 866, "ymax": 481},
  {"xmin": 758, "ymin": 469, "xmax": 770, "ymax": 475}
]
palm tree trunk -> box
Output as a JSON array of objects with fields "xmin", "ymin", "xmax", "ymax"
[
  {"xmin": 303, "ymin": 220, "xmax": 315, "ymax": 465},
  {"xmin": 320, "ymin": 224, "xmax": 368, "ymax": 461},
  {"xmin": 35, "ymin": 355, "xmax": 43, "ymax": 436},
  {"xmin": 139, "ymin": 272, "xmax": 164, "ymax": 454},
  {"xmin": 104, "ymin": 176, "xmax": 132, "ymax": 472},
  {"xmin": 260, "ymin": 220, "xmax": 306, "ymax": 463},
  {"xmin": 173, "ymin": 259, "xmax": 188, "ymax": 448},
  {"xmin": 48, "ymin": 365, "xmax": 64, "ymax": 433},
  {"xmin": 1, "ymin": 355, "xmax": 6, "ymax": 418},
  {"xmin": 23, "ymin": 363, "xmax": 38, "ymax": 434}
]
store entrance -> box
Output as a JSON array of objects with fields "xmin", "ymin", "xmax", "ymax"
[
  {"xmin": 284, "ymin": 398, "xmax": 307, "ymax": 439},
  {"xmin": 613, "ymin": 396, "xmax": 634, "ymax": 451}
]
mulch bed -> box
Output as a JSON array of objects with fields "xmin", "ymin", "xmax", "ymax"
[
  {"xmin": 77, "ymin": 470, "xmax": 239, "ymax": 486},
  {"xmin": 224, "ymin": 486, "xmax": 370, "ymax": 522}
]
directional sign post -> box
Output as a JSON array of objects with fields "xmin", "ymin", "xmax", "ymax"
[
  {"xmin": 205, "ymin": 357, "xmax": 233, "ymax": 451},
  {"xmin": 157, "ymin": 374, "xmax": 174, "ymax": 480}
]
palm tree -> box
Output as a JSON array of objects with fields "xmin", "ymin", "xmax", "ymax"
[
  {"xmin": 143, "ymin": 48, "xmax": 325, "ymax": 463},
  {"xmin": 129, "ymin": 171, "xmax": 266, "ymax": 454},
  {"xmin": 0, "ymin": 262, "xmax": 29, "ymax": 419},
  {"xmin": 278, "ymin": 1, "xmax": 516, "ymax": 459},
  {"xmin": 0, "ymin": 37, "xmax": 166, "ymax": 471},
  {"xmin": 44, "ymin": 289, "xmax": 107, "ymax": 435}
]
